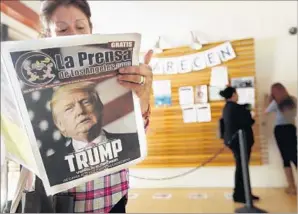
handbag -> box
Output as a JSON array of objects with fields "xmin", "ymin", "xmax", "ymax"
[
  {"xmin": 8, "ymin": 168, "xmax": 75, "ymax": 213},
  {"xmin": 22, "ymin": 176, "xmax": 75, "ymax": 213},
  {"xmin": 217, "ymin": 118, "xmax": 225, "ymax": 140}
]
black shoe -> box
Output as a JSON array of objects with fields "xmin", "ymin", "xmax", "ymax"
[
  {"xmin": 233, "ymin": 196, "xmax": 246, "ymax": 203},
  {"xmin": 233, "ymin": 195, "xmax": 260, "ymax": 203},
  {"xmin": 252, "ymin": 194, "xmax": 260, "ymax": 201}
]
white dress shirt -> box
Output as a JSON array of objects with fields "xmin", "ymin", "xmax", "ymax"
[{"xmin": 72, "ymin": 130, "xmax": 108, "ymax": 152}]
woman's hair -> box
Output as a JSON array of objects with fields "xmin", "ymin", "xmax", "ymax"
[
  {"xmin": 219, "ymin": 86, "xmax": 236, "ymax": 100},
  {"xmin": 271, "ymin": 82, "xmax": 296, "ymax": 111},
  {"xmin": 40, "ymin": 0, "xmax": 92, "ymax": 36}
]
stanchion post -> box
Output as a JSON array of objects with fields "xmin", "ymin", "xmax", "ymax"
[
  {"xmin": 239, "ymin": 129, "xmax": 253, "ymax": 207},
  {"xmin": 235, "ymin": 130, "xmax": 267, "ymax": 213}
]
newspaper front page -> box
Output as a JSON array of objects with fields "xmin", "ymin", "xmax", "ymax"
[{"xmin": 1, "ymin": 33, "xmax": 147, "ymax": 195}]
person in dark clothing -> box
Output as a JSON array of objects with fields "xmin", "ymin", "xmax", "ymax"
[{"xmin": 219, "ymin": 86, "xmax": 260, "ymax": 203}]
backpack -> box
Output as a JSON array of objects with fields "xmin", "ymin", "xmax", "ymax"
[{"xmin": 217, "ymin": 118, "xmax": 225, "ymax": 140}]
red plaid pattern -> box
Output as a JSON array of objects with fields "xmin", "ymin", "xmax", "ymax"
[{"xmin": 64, "ymin": 108, "xmax": 150, "ymax": 213}]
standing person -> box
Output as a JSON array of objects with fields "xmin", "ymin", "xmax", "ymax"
[
  {"xmin": 38, "ymin": 0, "xmax": 153, "ymax": 212},
  {"xmin": 265, "ymin": 83, "xmax": 297, "ymax": 195},
  {"xmin": 219, "ymin": 86, "xmax": 260, "ymax": 203}
]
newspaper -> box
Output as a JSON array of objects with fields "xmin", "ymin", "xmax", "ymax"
[
  {"xmin": 1, "ymin": 33, "xmax": 147, "ymax": 195},
  {"xmin": 1, "ymin": 62, "xmax": 39, "ymax": 175}
]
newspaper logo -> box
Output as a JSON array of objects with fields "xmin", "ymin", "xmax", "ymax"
[
  {"xmin": 15, "ymin": 51, "xmax": 56, "ymax": 87},
  {"xmin": 108, "ymin": 41, "xmax": 135, "ymax": 49}
]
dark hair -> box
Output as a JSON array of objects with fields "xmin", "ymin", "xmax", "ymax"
[
  {"xmin": 278, "ymin": 97, "xmax": 296, "ymax": 111},
  {"xmin": 40, "ymin": 0, "xmax": 92, "ymax": 35},
  {"xmin": 219, "ymin": 87, "xmax": 236, "ymax": 100},
  {"xmin": 271, "ymin": 82, "xmax": 296, "ymax": 111}
]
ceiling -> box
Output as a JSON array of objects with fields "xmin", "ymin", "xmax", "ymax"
[
  {"xmin": 21, "ymin": 0, "xmax": 40, "ymax": 13},
  {"xmin": 21, "ymin": 1, "xmax": 297, "ymax": 52}
]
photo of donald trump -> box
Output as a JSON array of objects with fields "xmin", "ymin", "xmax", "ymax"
[{"xmin": 47, "ymin": 81, "xmax": 140, "ymax": 183}]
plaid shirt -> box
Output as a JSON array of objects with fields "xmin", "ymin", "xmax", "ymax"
[{"xmin": 65, "ymin": 108, "xmax": 150, "ymax": 213}]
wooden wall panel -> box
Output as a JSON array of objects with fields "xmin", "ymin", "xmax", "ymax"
[{"xmin": 136, "ymin": 38, "xmax": 265, "ymax": 168}]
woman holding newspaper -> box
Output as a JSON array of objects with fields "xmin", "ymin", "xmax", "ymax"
[{"xmin": 36, "ymin": 0, "xmax": 153, "ymax": 213}]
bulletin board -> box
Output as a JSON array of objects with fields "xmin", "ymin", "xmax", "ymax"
[{"xmin": 135, "ymin": 38, "xmax": 267, "ymax": 168}]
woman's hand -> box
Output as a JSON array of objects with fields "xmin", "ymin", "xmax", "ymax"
[
  {"xmin": 264, "ymin": 93, "xmax": 273, "ymax": 115},
  {"xmin": 117, "ymin": 50, "xmax": 153, "ymax": 114},
  {"xmin": 251, "ymin": 110, "xmax": 255, "ymax": 118},
  {"xmin": 264, "ymin": 93, "xmax": 273, "ymax": 104}
]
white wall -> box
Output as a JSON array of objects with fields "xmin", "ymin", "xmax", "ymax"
[{"xmin": 19, "ymin": 1, "xmax": 298, "ymax": 188}]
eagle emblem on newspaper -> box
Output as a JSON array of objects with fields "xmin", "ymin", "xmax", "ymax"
[{"xmin": 15, "ymin": 51, "xmax": 57, "ymax": 87}]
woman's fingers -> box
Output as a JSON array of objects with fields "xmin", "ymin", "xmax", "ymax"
[
  {"xmin": 119, "ymin": 64, "xmax": 151, "ymax": 77},
  {"xmin": 117, "ymin": 49, "xmax": 153, "ymax": 114},
  {"xmin": 117, "ymin": 74, "xmax": 143, "ymax": 84},
  {"xmin": 119, "ymin": 66, "xmax": 140, "ymax": 75},
  {"xmin": 144, "ymin": 49, "xmax": 153, "ymax": 65},
  {"xmin": 118, "ymin": 80, "xmax": 142, "ymax": 93}
]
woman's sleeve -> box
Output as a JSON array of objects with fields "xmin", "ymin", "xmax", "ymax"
[
  {"xmin": 237, "ymin": 105, "xmax": 255, "ymax": 128},
  {"xmin": 265, "ymin": 100, "xmax": 277, "ymax": 113},
  {"xmin": 142, "ymin": 104, "xmax": 151, "ymax": 132}
]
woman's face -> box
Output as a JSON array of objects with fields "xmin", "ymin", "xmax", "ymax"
[
  {"xmin": 48, "ymin": 5, "xmax": 91, "ymax": 37},
  {"xmin": 232, "ymin": 92, "xmax": 239, "ymax": 102},
  {"xmin": 271, "ymin": 85, "xmax": 287, "ymax": 101},
  {"xmin": 229, "ymin": 92, "xmax": 239, "ymax": 103}
]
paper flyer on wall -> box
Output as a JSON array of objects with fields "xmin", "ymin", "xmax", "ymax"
[
  {"xmin": 181, "ymin": 103, "xmax": 212, "ymax": 123},
  {"xmin": 195, "ymin": 85, "xmax": 208, "ymax": 103},
  {"xmin": 209, "ymin": 66, "xmax": 229, "ymax": 87},
  {"xmin": 231, "ymin": 76, "xmax": 254, "ymax": 88},
  {"xmin": 195, "ymin": 103, "xmax": 212, "ymax": 123},
  {"xmin": 181, "ymin": 105, "xmax": 197, "ymax": 123},
  {"xmin": 209, "ymin": 86, "xmax": 225, "ymax": 101},
  {"xmin": 152, "ymin": 80, "xmax": 172, "ymax": 107},
  {"xmin": 231, "ymin": 76, "xmax": 255, "ymax": 107},
  {"xmin": 236, "ymin": 88, "xmax": 255, "ymax": 107},
  {"xmin": 179, "ymin": 86, "xmax": 194, "ymax": 106},
  {"xmin": 1, "ymin": 33, "xmax": 147, "ymax": 195}
]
